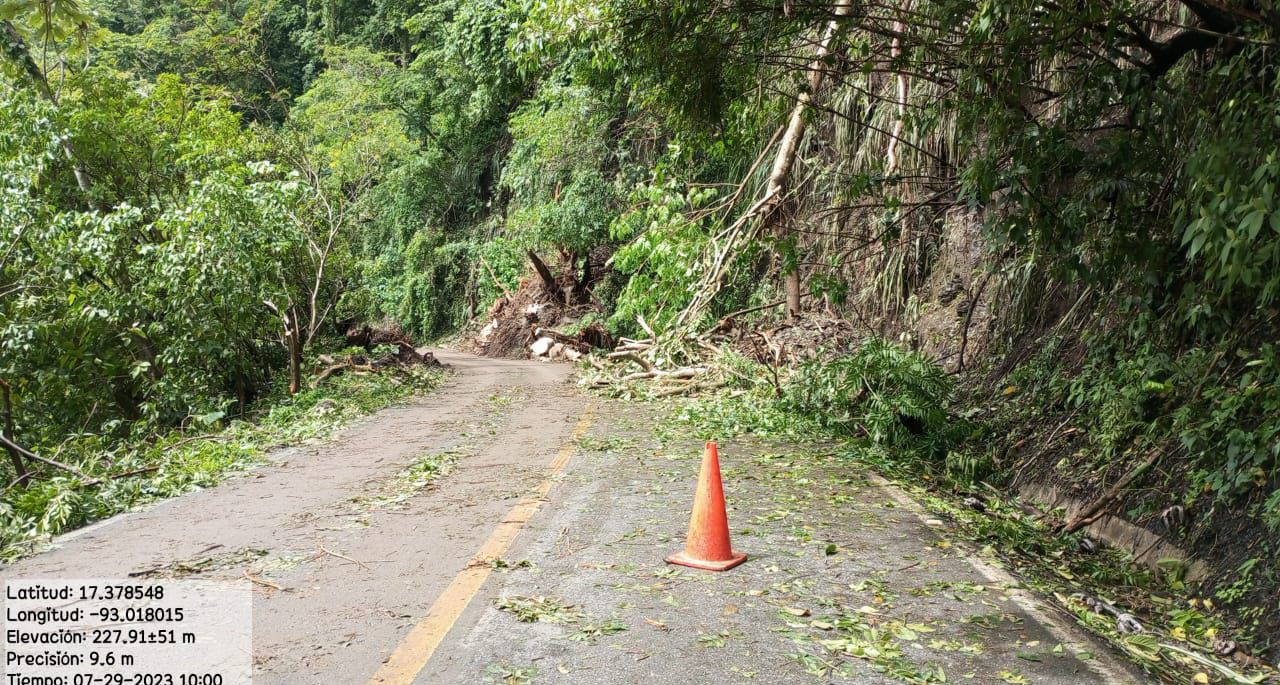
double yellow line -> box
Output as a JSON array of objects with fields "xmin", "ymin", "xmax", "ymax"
[{"xmin": 366, "ymin": 405, "xmax": 595, "ymax": 685}]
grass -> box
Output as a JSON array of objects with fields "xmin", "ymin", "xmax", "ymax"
[{"xmin": 0, "ymin": 366, "xmax": 447, "ymax": 561}]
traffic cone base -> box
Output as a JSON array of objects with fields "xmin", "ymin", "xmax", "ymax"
[{"xmin": 665, "ymin": 549, "xmax": 747, "ymax": 572}]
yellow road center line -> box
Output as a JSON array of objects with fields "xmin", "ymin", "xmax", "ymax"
[{"xmin": 366, "ymin": 405, "xmax": 595, "ymax": 685}]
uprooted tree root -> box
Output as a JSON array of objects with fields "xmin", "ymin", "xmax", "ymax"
[{"xmin": 473, "ymin": 249, "xmax": 616, "ymax": 360}]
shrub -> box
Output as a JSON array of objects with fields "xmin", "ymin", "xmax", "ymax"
[{"xmin": 783, "ymin": 338, "xmax": 959, "ymax": 456}]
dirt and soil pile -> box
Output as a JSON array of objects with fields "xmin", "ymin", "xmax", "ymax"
[{"xmin": 472, "ymin": 251, "xmax": 613, "ymax": 360}]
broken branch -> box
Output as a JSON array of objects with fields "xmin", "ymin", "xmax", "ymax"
[
  {"xmin": 606, "ymin": 351, "xmax": 655, "ymax": 372},
  {"xmin": 0, "ymin": 434, "xmax": 100, "ymax": 485},
  {"xmin": 1063, "ymin": 451, "xmax": 1162, "ymax": 533}
]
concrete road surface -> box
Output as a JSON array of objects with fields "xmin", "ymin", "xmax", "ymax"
[{"xmin": 2, "ymin": 350, "xmax": 1145, "ymax": 684}]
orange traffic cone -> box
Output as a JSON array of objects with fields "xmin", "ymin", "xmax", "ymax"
[{"xmin": 666, "ymin": 441, "xmax": 747, "ymax": 571}]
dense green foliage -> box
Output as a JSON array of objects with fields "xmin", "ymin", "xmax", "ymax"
[
  {"xmin": 784, "ymin": 339, "xmax": 959, "ymax": 455},
  {"xmin": 1, "ymin": 363, "xmax": 444, "ymax": 560},
  {"xmin": 2, "ymin": 87, "xmax": 299, "ymax": 439}
]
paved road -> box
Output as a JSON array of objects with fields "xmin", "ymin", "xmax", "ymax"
[{"xmin": 1, "ymin": 351, "xmax": 1144, "ymax": 684}]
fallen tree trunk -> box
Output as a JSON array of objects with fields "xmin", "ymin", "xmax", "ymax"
[
  {"xmin": 606, "ymin": 351, "xmax": 654, "ymax": 372},
  {"xmin": 527, "ymin": 250, "xmax": 561, "ymax": 301},
  {"xmin": 533, "ymin": 327, "xmax": 592, "ymax": 350},
  {"xmin": 652, "ymin": 381, "xmax": 727, "ymax": 398},
  {"xmin": 677, "ymin": 0, "xmax": 853, "ymax": 326},
  {"xmin": 312, "ymin": 348, "xmax": 440, "ymax": 387},
  {"xmin": 314, "ymin": 362, "xmax": 353, "ymax": 386}
]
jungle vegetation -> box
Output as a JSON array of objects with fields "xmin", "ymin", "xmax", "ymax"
[{"xmin": 3, "ymin": 0, "xmax": 1280, "ymax": 666}]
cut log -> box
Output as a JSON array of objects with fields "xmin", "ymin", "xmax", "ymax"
[{"xmin": 619, "ymin": 367, "xmax": 703, "ymax": 382}]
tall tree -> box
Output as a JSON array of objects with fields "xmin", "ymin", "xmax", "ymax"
[{"xmin": 1, "ymin": 2, "xmax": 94, "ymax": 197}]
